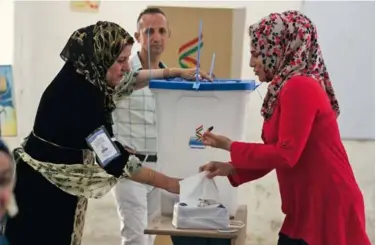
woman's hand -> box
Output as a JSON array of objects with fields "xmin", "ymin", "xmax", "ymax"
[
  {"xmin": 166, "ymin": 177, "xmax": 181, "ymax": 194},
  {"xmin": 175, "ymin": 68, "xmax": 213, "ymax": 81},
  {"xmin": 202, "ymin": 131, "xmax": 233, "ymax": 151},
  {"xmin": 199, "ymin": 161, "xmax": 234, "ymax": 178}
]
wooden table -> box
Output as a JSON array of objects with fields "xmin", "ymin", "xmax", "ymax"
[{"xmin": 145, "ymin": 205, "xmax": 247, "ymax": 245}]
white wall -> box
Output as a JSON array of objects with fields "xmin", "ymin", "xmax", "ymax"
[
  {"xmin": 0, "ymin": 0, "xmax": 14, "ymax": 65},
  {"xmin": 302, "ymin": 1, "xmax": 375, "ymax": 140},
  {"xmin": 1, "ymin": 1, "xmax": 374, "ymax": 244}
]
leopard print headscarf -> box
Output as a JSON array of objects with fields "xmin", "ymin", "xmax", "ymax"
[
  {"xmin": 60, "ymin": 21, "xmax": 134, "ymax": 116},
  {"xmin": 249, "ymin": 10, "xmax": 340, "ymax": 120}
]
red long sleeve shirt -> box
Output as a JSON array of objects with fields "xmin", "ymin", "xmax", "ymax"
[{"xmin": 228, "ymin": 76, "xmax": 370, "ymax": 245}]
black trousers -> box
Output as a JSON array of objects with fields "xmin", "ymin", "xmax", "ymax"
[
  {"xmin": 5, "ymin": 161, "xmax": 79, "ymax": 245},
  {"xmin": 278, "ymin": 233, "xmax": 308, "ymax": 245}
]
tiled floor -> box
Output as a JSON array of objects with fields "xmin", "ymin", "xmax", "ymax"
[
  {"xmin": 82, "ymin": 193, "xmax": 121, "ymax": 245},
  {"xmin": 82, "ymin": 193, "xmax": 173, "ymax": 245}
]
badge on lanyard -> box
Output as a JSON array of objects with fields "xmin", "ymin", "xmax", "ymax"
[{"xmin": 86, "ymin": 126, "xmax": 120, "ymax": 167}]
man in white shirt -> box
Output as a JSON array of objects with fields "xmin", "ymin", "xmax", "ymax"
[{"xmin": 112, "ymin": 7, "xmax": 169, "ymax": 245}]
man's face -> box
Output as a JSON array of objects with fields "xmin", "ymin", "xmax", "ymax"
[{"xmin": 135, "ymin": 13, "xmax": 169, "ymax": 56}]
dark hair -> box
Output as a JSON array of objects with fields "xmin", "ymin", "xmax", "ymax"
[
  {"xmin": 136, "ymin": 7, "xmax": 166, "ymax": 25},
  {"xmin": 0, "ymin": 139, "xmax": 10, "ymax": 156}
]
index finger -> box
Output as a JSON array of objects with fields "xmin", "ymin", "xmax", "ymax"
[
  {"xmin": 199, "ymin": 163, "xmax": 210, "ymax": 172},
  {"xmin": 203, "ymin": 131, "xmax": 215, "ymax": 138},
  {"xmin": 200, "ymin": 161, "xmax": 214, "ymax": 171},
  {"xmin": 207, "ymin": 169, "xmax": 221, "ymax": 179}
]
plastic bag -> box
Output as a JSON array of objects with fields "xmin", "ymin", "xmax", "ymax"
[
  {"xmin": 172, "ymin": 171, "xmax": 229, "ymax": 230},
  {"xmin": 179, "ymin": 171, "xmax": 221, "ymax": 205}
]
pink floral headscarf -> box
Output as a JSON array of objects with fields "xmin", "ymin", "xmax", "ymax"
[{"xmin": 249, "ymin": 10, "xmax": 340, "ymax": 120}]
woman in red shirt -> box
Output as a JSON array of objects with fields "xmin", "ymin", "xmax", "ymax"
[{"xmin": 200, "ymin": 10, "xmax": 371, "ymax": 245}]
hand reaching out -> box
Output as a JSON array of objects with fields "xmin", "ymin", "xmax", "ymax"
[
  {"xmin": 199, "ymin": 161, "xmax": 234, "ymax": 178},
  {"xmin": 202, "ymin": 131, "xmax": 233, "ymax": 151},
  {"xmin": 178, "ymin": 68, "xmax": 213, "ymax": 82},
  {"xmin": 166, "ymin": 177, "xmax": 182, "ymax": 194}
]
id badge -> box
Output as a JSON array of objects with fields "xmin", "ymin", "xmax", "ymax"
[{"xmin": 86, "ymin": 126, "xmax": 121, "ymax": 167}]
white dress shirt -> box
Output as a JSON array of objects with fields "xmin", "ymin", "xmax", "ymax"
[{"xmin": 112, "ymin": 53, "xmax": 165, "ymax": 155}]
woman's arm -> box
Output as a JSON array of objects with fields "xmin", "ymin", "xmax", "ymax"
[
  {"xmin": 230, "ymin": 77, "xmax": 320, "ymax": 170},
  {"xmin": 114, "ymin": 68, "xmax": 181, "ymax": 98},
  {"xmin": 133, "ymin": 68, "xmax": 181, "ymax": 90},
  {"xmin": 128, "ymin": 166, "xmax": 180, "ymax": 194},
  {"xmin": 92, "ymin": 140, "xmax": 180, "ymax": 193},
  {"xmin": 228, "ymin": 168, "xmax": 273, "ymax": 187},
  {"xmin": 115, "ymin": 68, "xmax": 211, "ymax": 98}
]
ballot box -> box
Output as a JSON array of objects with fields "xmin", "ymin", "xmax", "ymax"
[{"xmin": 149, "ymin": 79, "xmax": 258, "ymax": 216}]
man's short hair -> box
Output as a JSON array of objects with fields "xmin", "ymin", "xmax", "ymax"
[{"xmin": 137, "ymin": 7, "xmax": 166, "ymax": 25}]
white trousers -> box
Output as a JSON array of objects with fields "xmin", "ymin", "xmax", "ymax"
[{"xmin": 112, "ymin": 161, "xmax": 161, "ymax": 245}]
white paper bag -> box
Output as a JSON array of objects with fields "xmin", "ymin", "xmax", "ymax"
[{"xmin": 172, "ymin": 172, "xmax": 229, "ymax": 230}]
